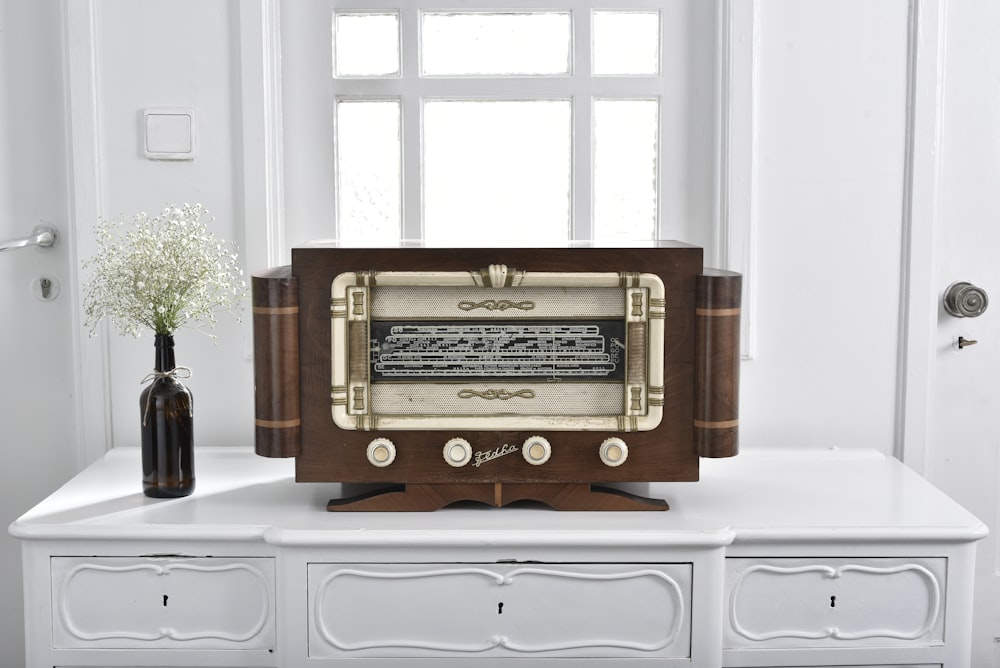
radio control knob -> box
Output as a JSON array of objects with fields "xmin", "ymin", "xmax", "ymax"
[
  {"xmin": 443, "ymin": 438, "xmax": 473, "ymax": 467},
  {"xmin": 522, "ymin": 436, "xmax": 551, "ymax": 466},
  {"xmin": 599, "ymin": 437, "xmax": 629, "ymax": 467},
  {"xmin": 366, "ymin": 438, "xmax": 396, "ymax": 468}
]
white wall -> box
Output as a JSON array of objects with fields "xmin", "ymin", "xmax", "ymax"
[
  {"xmin": 739, "ymin": 0, "xmax": 908, "ymax": 452},
  {"xmin": 91, "ymin": 0, "xmax": 255, "ymax": 450}
]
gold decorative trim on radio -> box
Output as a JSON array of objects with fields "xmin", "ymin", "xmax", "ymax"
[
  {"xmin": 457, "ymin": 299, "xmax": 535, "ymax": 312},
  {"xmin": 457, "ymin": 389, "xmax": 536, "ymax": 401}
]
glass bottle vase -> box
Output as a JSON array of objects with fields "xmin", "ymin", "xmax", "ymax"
[{"xmin": 140, "ymin": 334, "xmax": 195, "ymax": 497}]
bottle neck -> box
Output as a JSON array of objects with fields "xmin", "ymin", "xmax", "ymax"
[{"xmin": 153, "ymin": 334, "xmax": 176, "ymax": 372}]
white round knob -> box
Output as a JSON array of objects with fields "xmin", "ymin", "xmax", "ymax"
[
  {"xmin": 599, "ymin": 437, "xmax": 629, "ymax": 467},
  {"xmin": 522, "ymin": 436, "xmax": 551, "ymax": 466},
  {"xmin": 366, "ymin": 438, "xmax": 396, "ymax": 467},
  {"xmin": 443, "ymin": 438, "xmax": 473, "ymax": 467}
]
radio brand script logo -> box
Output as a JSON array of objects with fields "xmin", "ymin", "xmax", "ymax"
[{"xmin": 473, "ymin": 443, "xmax": 520, "ymax": 467}]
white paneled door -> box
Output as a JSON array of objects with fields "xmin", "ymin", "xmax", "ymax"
[
  {"xmin": 919, "ymin": 1, "xmax": 1000, "ymax": 665},
  {"xmin": 0, "ymin": 175, "xmax": 81, "ymax": 665},
  {"xmin": 0, "ymin": 159, "xmax": 81, "ymax": 668},
  {"xmin": 0, "ymin": 2, "xmax": 82, "ymax": 666}
]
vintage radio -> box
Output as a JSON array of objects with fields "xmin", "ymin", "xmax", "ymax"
[{"xmin": 252, "ymin": 243, "xmax": 740, "ymax": 511}]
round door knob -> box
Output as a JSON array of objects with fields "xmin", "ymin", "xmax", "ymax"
[
  {"xmin": 599, "ymin": 437, "xmax": 629, "ymax": 467},
  {"xmin": 522, "ymin": 436, "xmax": 551, "ymax": 466},
  {"xmin": 443, "ymin": 438, "xmax": 472, "ymax": 467},
  {"xmin": 944, "ymin": 281, "xmax": 989, "ymax": 318},
  {"xmin": 366, "ymin": 438, "xmax": 396, "ymax": 467}
]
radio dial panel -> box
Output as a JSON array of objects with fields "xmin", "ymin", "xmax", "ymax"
[{"xmin": 331, "ymin": 268, "xmax": 665, "ymax": 434}]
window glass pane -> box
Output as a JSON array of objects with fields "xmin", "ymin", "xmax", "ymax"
[
  {"xmin": 594, "ymin": 100, "xmax": 658, "ymax": 240},
  {"xmin": 336, "ymin": 100, "xmax": 401, "ymax": 242},
  {"xmin": 423, "ymin": 100, "xmax": 571, "ymax": 244},
  {"xmin": 593, "ymin": 11, "xmax": 660, "ymax": 76},
  {"xmin": 422, "ymin": 12, "xmax": 571, "ymax": 76},
  {"xmin": 333, "ymin": 12, "xmax": 399, "ymax": 77}
]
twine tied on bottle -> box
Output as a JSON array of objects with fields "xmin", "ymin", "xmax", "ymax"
[{"xmin": 141, "ymin": 367, "xmax": 194, "ymax": 426}]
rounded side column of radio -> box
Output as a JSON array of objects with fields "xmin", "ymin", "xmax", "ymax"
[
  {"xmin": 694, "ymin": 270, "xmax": 742, "ymax": 458},
  {"xmin": 251, "ymin": 266, "xmax": 301, "ymax": 458}
]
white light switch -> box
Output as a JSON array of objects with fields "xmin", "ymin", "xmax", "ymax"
[{"xmin": 144, "ymin": 108, "xmax": 196, "ymax": 160}]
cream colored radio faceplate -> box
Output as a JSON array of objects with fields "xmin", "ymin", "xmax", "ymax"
[{"xmin": 330, "ymin": 268, "xmax": 665, "ymax": 432}]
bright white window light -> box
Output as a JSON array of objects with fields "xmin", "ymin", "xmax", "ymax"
[
  {"xmin": 594, "ymin": 99, "xmax": 658, "ymax": 240},
  {"xmin": 423, "ymin": 100, "xmax": 571, "ymax": 245},
  {"xmin": 335, "ymin": 100, "xmax": 401, "ymax": 243},
  {"xmin": 593, "ymin": 11, "xmax": 660, "ymax": 76},
  {"xmin": 333, "ymin": 13, "xmax": 400, "ymax": 77},
  {"xmin": 422, "ymin": 12, "xmax": 571, "ymax": 76}
]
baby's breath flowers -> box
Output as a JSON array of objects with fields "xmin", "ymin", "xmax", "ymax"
[{"xmin": 83, "ymin": 203, "xmax": 247, "ymax": 339}]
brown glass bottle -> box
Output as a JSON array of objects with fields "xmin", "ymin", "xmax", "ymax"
[{"xmin": 140, "ymin": 334, "xmax": 195, "ymax": 497}]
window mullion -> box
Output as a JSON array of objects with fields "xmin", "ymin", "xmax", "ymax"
[
  {"xmin": 400, "ymin": 6, "xmax": 423, "ymax": 241},
  {"xmin": 654, "ymin": 8, "xmax": 667, "ymax": 242},
  {"xmin": 571, "ymin": 6, "xmax": 593, "ymax": 242},
  {"xmin": 335, "ymin": 77, "xmax": 660, "ymax": 99}
]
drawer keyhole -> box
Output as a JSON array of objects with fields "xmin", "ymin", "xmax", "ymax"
[
  {"xmin": 163, "ymin": 595, "xmax": 169, "ymax": 607},
  {"xmin": 830, "ymin": 595, "xmax": 836, "ymax": 608},
  {"xmin": 497, "ymin": 602, "xmax": 504, "ymax": 615}
]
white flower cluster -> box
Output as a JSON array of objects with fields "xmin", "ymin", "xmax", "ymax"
[{"xmin": 83, "ymin": 203, "xmax": 247, "ymax": 338}]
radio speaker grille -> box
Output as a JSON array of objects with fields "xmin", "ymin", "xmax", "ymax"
[
  {"xmin": 369, "ymin": 383, "xmax": 624, "ymax": 416},
  {"xmin": 369, "ymin": 286, "xmax": 625, "ymax": 319}
]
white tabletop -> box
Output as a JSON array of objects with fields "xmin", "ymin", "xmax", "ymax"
[{"xmin": 10, "ymin": 447, "xmax": 986, "ymax": 548}]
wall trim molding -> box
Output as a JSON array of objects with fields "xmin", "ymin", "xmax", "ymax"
[
  {"xmin": 238, "ymin": 0, "xmax": 286, "ymax": 270},
  {"xmin": 895, "ymin": 0, "xmax": 946, "ymax": 472},
  {"xmin": 64, "ymin": 0, "xmax": 112, "ymax": 466},
  {"xmin": 716, "ymin": 0, "xmax": 758, "ymax": 360}
]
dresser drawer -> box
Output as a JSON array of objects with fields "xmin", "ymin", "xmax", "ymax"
[
  {"xmin": 308, "ymin": 563, "xmax": 691, "ymax": 659},
  {"xmin": 725, "ymin": 557, "xmax": 945, "ymax": 649},
  {"xmin": 51, "ymin": 556, "xmax": 276, "ymax": 650}
]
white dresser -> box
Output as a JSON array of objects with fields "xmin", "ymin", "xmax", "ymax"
[{"xmin": 10, "ymin": 447, "xmax": 986, "ymax": 668}]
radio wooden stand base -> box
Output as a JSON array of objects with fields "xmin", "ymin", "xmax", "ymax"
[
  {"xmin": 11, "ymin": 446, "xmax": 985, "ymax": 667},
  {"xmin": 326, "ymin": 481, "xmax": 669, "ymax": 512}
]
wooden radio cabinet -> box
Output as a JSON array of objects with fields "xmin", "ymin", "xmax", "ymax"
[{"xmin": 252, "ymin": 243, "xmax": 742, "ymax": 511}]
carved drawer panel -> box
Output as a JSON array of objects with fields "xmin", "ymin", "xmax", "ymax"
[
  {"xmin": 308, "ymin": 563, "xmax": 692, "ymax": 658},
  {"xmin": 724, "ymin": 557, "xmax": 946, "ymax": 649},
  {"xmin": 51, "ymin": 557, "xmax": 275, "ymax": 650}
]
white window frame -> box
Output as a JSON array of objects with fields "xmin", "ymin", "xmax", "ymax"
[
  {"xmin": 241, "ymin": 0, "xmax": 756, "ymax": 354},
  {"xmin": 330, "ymin": 0, "xmax": 675, "ymax": 243}
]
